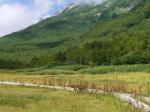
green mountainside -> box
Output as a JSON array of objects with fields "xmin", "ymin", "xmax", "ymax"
[{"xmin": 0, "ymin": 0, "xmax": 149, "ymax": 68}]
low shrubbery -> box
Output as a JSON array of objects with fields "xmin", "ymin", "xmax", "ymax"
[{"xmin": 79, "ymin": 64, "xmax": 150, "ymax": 74}]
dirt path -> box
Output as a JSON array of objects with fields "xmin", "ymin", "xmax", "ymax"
[
  {"xmin": 0, "ymin": 81, "xmax": 150, "ymax": 111},
  {"xmin": 143, "ymin": 97, "xmax": 150, "ymax": 103},
  {"xmin": 115, "ymin": 93, "xmax": 150, "ymax": 111}
]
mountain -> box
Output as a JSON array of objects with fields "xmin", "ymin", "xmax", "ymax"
[{"xmin": 0, "ymin": 0, "xmax": 149, "ymax": 69}]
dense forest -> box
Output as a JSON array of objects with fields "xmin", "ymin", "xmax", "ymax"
[{"xmin": 0, "ymin": 0, "xmax": 149, "ymax": 69}]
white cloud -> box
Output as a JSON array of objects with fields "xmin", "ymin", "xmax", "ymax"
[
  {"xmin": 0, "ymin": 0, "xmax": 105, "ymax": 37},
  {"xmin": 75, "ymin": 0, "xmax": 105, "ymax": 4},
  {"xmin": 56, "ymin": 0, "xmax": 65, "ymax": 4},
  {"xmin": 0, "ymin": 0, "xmax": 54, "ymax": 37}
]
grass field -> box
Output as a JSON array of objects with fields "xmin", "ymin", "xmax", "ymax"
[
  {"xmin": 2, "ymin": 64, "xmax": 149, "ymax": 75},
  {"xmin": 0, "ymin": 85, "xmax": 140, "ymax": 112},
  {"xmin": 0, "ymin": 65, "xmax": 150, "ymax": 111},
  {"xmin": 0, "ymin": 71, "xmax": 150, "ymax": 96}
]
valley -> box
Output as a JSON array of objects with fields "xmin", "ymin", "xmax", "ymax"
[{"xmin": 0, "ymin": 0, "xmax": 150, "ymax": 111}]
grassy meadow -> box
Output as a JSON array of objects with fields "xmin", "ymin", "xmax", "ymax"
[
  {"xmin": 0, "ymin": 73, "xmax": 149, "ymax": 96},
  {"xmin": 0, "ymin": 64, "xmax": 150, "ymax": 96},
  {"xmin": 0, "ymin": 85, "xmax": 140, "ymax": 112},
  {"xmin": 0, "ymin": 64, "xmax": 150, "ymax": 112}
]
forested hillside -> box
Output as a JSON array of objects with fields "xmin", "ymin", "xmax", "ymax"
[
  {"xmin": 0, "ymin": 0, "xmax": 149, "ymax": 68},
  {"xmin": 64, "ymin": 0, "xmax": 150, "ymax": 65}
]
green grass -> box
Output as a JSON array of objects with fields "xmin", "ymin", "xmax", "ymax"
[
  {"xmin": 49, "ymin": 64, "xmax": 90, "ymax": 71},
  {"xmin": 0, "ymin": 85, "xmax": 140, "ymax": 112},
  {"xmin": 4, "ymin": 64, "xmax": 149, "ymax": 75},
  {"xmin": 79, "ymin": 64, "xmax": 150, "ymax": 74},
  {"xmin": 24, "ymin": 64, "xmax": 150, "ymax": 75},
  {"xmin": 0, "ymin": 67, "xmax": 149, "ymax": 111}
]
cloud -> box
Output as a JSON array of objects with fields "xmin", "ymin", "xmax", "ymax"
[
  {"xmin": 0, "ymin": 0, "xmax": 105, "ymax": 37},
  {"xmin": 74, "ymin": 0, "xmax": 105, "ymax": 4},
  {"xmin": 0, "ymin": 0, "xmax": 54, "ymax": 37},
  {"xmin": 56, "ymin": 0, "xmax": 65, "ymax": 4}
]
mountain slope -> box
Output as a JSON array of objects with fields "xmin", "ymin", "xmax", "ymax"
[
  {"xmin": 71, "ymin": 0, "xmax": 150, "ymax": 65},
  {"xmin": 0, "ymin": 0, "xmax": 149, "ymax": 68}
]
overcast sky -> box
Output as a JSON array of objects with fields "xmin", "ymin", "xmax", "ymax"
[{"xmin": 0, "ymin": 0, "xmax": 104, "ymax": 37}]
